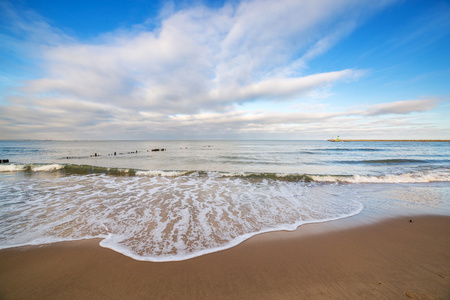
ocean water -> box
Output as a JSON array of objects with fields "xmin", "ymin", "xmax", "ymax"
[{"xmin": 1, "ymin": 140, "xmax": 449, "ymax": 261}]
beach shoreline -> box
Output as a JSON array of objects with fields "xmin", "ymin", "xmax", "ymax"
[{"xmin": 1, "ymin": 213, "xmax": 449, "ymax": 299}]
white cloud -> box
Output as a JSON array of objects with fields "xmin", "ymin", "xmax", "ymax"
[
  {"xmin": 364, "ymin": 99, "xmax": 439, "ymax": 116},
  {"xmin": 7, "ymin": 0, "xmax": 384, "ymax": 108},
  {"xmin": 3, "ymin": 0, "xmax": 444, "ymax": 140}
]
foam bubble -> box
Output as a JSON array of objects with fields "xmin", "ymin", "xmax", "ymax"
[{"xmin": 0, "ymin": 172, "xmax": 363, "ymax": 261}]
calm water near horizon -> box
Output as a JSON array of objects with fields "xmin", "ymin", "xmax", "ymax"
[
  {"xmin": 2, "ymin": 139, "xmax": 450, "ymax": 176},
  {"xmin": 1, "ymin": 140, "xmax": 449, "ymax": 261}
]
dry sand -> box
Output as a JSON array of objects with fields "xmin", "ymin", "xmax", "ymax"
[{"xmin": 1, "ymin": 215, "xmax": 449, "ymax": 299}]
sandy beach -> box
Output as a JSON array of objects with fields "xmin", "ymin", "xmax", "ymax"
[{"xmin": 1, "ymin": 214, "xmax": 449, "ymax": 299}]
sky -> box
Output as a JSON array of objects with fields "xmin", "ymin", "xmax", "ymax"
[{"xmin": 0, "ymin": 0, "xmax": 449, "ymax": 140}]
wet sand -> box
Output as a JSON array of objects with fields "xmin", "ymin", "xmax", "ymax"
[{"xmin": 1, "ymin": 215, "xmax": 449, "ymax": 299}]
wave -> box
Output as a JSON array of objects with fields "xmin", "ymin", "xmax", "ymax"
[
  {"xmin": 1, "ymin": 147, "xmax": 41, "ymax": 153},
  {"xmin": 63, "ymin": 164, "xmax": 136, "ymax": 176},
  {"xmin": 136, "ymin": 170, "xmax": 190, "ymax": 177},
  {"xmin": 0, "ymin": 168, "xmax": 364, "ymax": 262},
  {"xmin": 0, "ymin": 164, "xmax": 64, "ymax": 172},
  {"xmin": 1, "ymin": 163, "xmax": 448, "ymax": 183},
  {"xmin": 312, "ymin": 170, "xmax": 450, "ymax": 183},
  {"xmin": 0, "ymin": 164, "xmax": 136, "ymax": 176},
  {"xmin": 136, "ymin": 170, "xmax": 449, "ymax": 183},
  {"xmin": 339, "ymin": 159, "xmax": 430, "ymax": 165},
  {"xmin": 0, "ymin": 161, "xmax": 448, "ymax": 262},
  {"xmin": 320, "ymin": 148, "xmax": 384, "ymax": 152}
]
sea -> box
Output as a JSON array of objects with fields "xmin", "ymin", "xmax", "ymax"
[{"xmin": 1, "ymin": 140, "xmax": 449, "ymax": 261}]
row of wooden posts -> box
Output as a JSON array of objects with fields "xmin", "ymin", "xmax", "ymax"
[
  {"xmin": 88, "ymin": 148, "xmax": 167, "ymax": 158},
  {"xmin": 2, "ymin": 146, "xmax": 212, "ymax": 163}
]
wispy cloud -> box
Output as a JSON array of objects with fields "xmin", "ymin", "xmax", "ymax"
[
  {"xmin": 1, "ymin": 0, "xmax": 446, "ymax": 140},
  {"xmin": 363, "ymin": 99, "xmax": 439, "ymax": 116},
  {"xmin": 11, "ymin": 0, "xmax": 373, "ymax": 112}
]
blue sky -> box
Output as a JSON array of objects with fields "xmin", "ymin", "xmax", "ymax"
[{"xmin": 0, "ymin": 0, "xmax": 449, "ymax": 140}]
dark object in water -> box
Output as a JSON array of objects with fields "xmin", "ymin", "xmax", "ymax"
[
  {"xmin": 409, "ymin": 220, "xmax": 412, "ymax": 222},
  {"xmin": 1, "ymin": 159, "xmax": 9, "ymax": 163},
  {"xmin": 152, "ymin": 149, "xmax": 160, "ymax": 152}
]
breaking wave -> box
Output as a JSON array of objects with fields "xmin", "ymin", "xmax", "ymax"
[
  {"xmin": 0, "ymin": 163, "xmax": 448, "ymax": 183},
  {"xmin": 0, "ymin": 169, "xmax": 362, "ymax": 261}
]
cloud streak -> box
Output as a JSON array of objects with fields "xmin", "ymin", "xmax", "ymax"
[
  {"xmin": 364, "ymin": 99, "xmax": 439, "ymax": 116},
  {"xmin": 1, "ymin": 0, "xmax": 446, "ymax": 140}
]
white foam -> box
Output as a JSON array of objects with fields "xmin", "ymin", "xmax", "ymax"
[
  {"xmin": 0, "ymin": 163, "xmax": 64, "ymax": 172},
  {"xmin": 312, "ymin": 170, "xmax": 450, "ymax": 183},
  {"xmin": 136, "ymin": 170, "xmax": 189, "ymax": 177},
  {"xmin": 0, "ymin": 164, "xmax": 25, "ymax": 172},
  {"xmin": 32, "ymin": 164, "xmax": 64, "ymax": 172},
  {"xmin": 99, "ymin": 203, "xmax": 364, "ymax": 262},
  {"xmin": 0, "ymin": 172, "xmax": 364, "ymax": 261}
]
